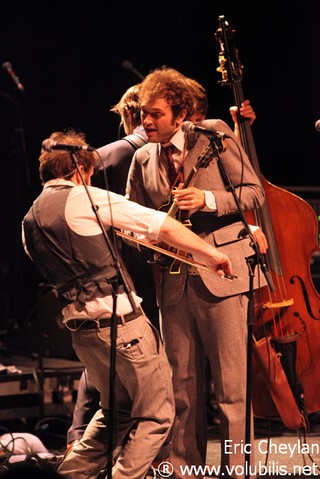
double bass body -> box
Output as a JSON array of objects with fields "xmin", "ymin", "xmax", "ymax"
[
  {"xmin": 251, "ymin": 177, "xmax": 320, "ymax": 419},
  {"xmin": 215, "ymin": 15, "xmax": 320, "ymax": 427}
]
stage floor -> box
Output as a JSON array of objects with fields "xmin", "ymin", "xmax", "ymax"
[{"xmin": 1, "ymin": 351, "xmax": 320, "ymax": 477}]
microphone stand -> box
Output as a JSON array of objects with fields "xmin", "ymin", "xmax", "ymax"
[
  {"xmin": 121, "ymin": 60, "xmax": 145, "ymax": 81},
  {"xmin": 208, "ymin": 137, "xmax": 274, "ymax": 479},
  {"xmin": 4, "ymin": 90, "xmax": 32, "ymax": 330},
  {"xmin": 70, "ymin": 151, "xmax": 140, "ymax": 479}
]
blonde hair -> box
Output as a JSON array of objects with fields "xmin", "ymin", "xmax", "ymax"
[{"xmin": 110, "ymin": 84, "xmax": 141, "ymax": 135}]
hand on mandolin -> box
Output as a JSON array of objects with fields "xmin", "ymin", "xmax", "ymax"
[{"xmin": 171, "ymin": 185, "xmax": 205, "ymax": 210}]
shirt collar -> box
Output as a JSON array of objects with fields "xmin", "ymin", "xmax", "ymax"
[
  {"xmin": 158, "ymin": 127, "xmax": 186, "ymax": 155},
  {"xmin": 43, "ymin": 178, "xmax": 76, "ymax": 189},
  {"xmin": 170, "ymin": 128, "xmax": 185, "ymax": 152}
]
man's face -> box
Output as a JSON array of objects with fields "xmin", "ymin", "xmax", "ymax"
[{"xmin": 141, "ymin": 97, "xmax": 186, "ymax": 144}]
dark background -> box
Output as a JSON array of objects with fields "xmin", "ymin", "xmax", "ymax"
[{"xmin": 0, "ymin": 0, "xmax": 319, "ymax": 347}]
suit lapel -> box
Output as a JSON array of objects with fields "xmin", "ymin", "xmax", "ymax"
[{"xmin": 142, "ymin": 145, "xmax": 170, "ymax": 209}]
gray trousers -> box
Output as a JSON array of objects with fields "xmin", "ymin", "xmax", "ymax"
[
  {"xmin": 58, "ymin": 315, "xmax": 175, "ymax": 479},
  {"xmin": 160, "ymin": 276, "xmax": 253, "ymax": 479}
]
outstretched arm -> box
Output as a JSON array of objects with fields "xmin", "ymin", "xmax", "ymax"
[{"xmin": 158, "ymin": 215, "xmax": 232, "ymax": 278}]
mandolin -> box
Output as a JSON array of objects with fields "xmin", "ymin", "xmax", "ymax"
[{"xmin": 156, "ymin": 140, "xmax": 219, "ymax": 273}]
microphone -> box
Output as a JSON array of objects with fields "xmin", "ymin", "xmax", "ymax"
[
  {"xmin": 315, "ymin": 119, "xmax": 320, "ymax": 132},
  {"xmin": 2, "ymin": 61, "xmax": 25, "ymax": 92},
  {"xmin": 121, "ymin": 60, "xmax": 145, "ymax": 80},
  {"xmin": 181, "ymin": 121, "xmax": 228, "ymax": 139},
  {"xmin": 42, "ymin": 139, "xmax": 94, "ymax": 152}
]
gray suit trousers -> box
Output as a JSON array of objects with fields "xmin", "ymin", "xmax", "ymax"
[{"xmin": 160, "ymin": 275, "xmax": 254, "ymax": 479}]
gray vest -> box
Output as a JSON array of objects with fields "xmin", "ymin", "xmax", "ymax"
[{"xmin": 23, "ymin": 184, "xmax": 130, "ymax": 306}]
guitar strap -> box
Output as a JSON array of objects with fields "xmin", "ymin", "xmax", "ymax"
[{"xmin": 123, "ymin": 133, "xmax": 147, "ymax": 150}]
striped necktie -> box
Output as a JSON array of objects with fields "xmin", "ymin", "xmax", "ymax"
[{"xmin": 164, "ymin": 145, "xmax": 177, "ymax": 186}]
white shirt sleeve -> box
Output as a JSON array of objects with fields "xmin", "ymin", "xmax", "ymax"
[{"xmin": 65, "ymin": 185, "xmax": 167, "ymax": 240}]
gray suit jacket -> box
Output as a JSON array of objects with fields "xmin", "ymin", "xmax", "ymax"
[{"xmin": 126, "ymin": 119, "xmax": 266, "ymax": 304}]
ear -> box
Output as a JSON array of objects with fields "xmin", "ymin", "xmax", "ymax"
[
  {"xmin": 74, "ymin": 165, "xmax": 85, "ymax": 185},
  {"xmin": 175, "ymin": 109, "xmax": 187, "ymax": 127}
]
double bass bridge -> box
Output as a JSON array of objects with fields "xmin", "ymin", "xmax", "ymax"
[{"xmin": 263, "ymin": 298, "xmax": 294, "ymax": 309}]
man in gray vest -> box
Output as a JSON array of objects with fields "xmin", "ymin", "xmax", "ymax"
[{"xmin": 22, "ymin": 128, "xmax": 232, "ymax": 479}]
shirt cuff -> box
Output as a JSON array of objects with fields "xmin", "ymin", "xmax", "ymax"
[
  {"xmin": 202, "ymin": 191, "xmax": 217, "ymax": 211},
  {"xmin": 147, "ymin": 210, "xmax": 167, "ymax": 240}
]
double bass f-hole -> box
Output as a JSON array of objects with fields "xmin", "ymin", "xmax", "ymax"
[{"xmin": 215, "ymin": 15, "xmax": 320, "ymax": 429}]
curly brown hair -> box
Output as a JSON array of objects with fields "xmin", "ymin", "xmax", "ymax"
[
  {"xmin": 39, "ymin": 129, "xmax": 97, "ymax": 184},
  {"xmin": 138, "ymin": 66, "xmax": 194, "ymax": 119}
]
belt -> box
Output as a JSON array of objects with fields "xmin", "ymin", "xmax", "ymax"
[{"xmin": 67, "ymin": 309, "xmax": 142, "ymax": 330}]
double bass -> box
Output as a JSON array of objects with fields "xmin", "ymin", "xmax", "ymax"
[{"xmin": 215, "ymin": 16, "xmax": 320, "ymax": 429}]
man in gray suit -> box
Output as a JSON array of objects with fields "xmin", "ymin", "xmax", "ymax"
[{"xmin": 126, "ymin": 67, "xmax": 266, "ymax": 479}]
